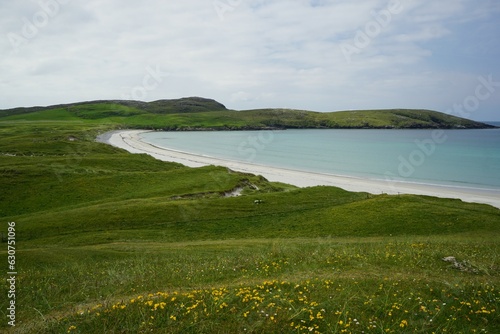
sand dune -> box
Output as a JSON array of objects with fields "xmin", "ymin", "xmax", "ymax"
[{"xmin": 98, "ymin": 130, "xmax": 500, "ymax": 209}]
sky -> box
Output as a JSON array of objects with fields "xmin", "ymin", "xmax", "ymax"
[{"xmin": 1, "ymin": 0, "xmax": 499, "ymax": 121}]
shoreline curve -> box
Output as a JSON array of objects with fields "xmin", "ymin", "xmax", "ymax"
[{"xmin": 97, "ymin": 130, "xmax": 500, "ymax": 209}]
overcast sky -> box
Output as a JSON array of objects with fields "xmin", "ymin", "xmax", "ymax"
[{"xmin": 1, "ymin": 0, "xmax": 499, "ymax": 120}]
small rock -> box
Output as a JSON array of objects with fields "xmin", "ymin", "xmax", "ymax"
[{"xmin": 442, "ymin": 256, "xmax": 456, "ymax": 263}]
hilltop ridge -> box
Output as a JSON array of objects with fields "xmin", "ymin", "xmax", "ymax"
[
  {"xmin": 118, "ymin": 97, "xmax": 227, "ymax": 114},
  {"xmin": 0, "ymin": 97, "xmax": 495, "ymax": 130}
]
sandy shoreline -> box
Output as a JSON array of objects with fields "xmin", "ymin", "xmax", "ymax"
[{"xmin": 97, "ymin": 130, "xmax": 500, "ymax": 209}]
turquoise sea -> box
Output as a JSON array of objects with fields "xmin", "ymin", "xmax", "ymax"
[{"xmin": 141, "ymin": 129, "xmax": 500, "ymax": 190}]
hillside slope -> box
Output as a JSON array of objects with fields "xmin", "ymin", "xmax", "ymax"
[
  {"xmin": 0, "ymin": 113, "xmax": 499, "ymax": 333},
  {"xmin": 0, "ymin": 97, "xmax": 495, "ymax": 129}
]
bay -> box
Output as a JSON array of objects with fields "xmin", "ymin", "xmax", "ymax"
[{"xmin": 140, "ymin": 129, "xmax": 500, "ymax": 190}]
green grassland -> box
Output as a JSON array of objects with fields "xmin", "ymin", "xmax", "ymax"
[
  {"xmin": 0, "ymin": 100, "xmax": 499, "ymax": 333},
  {"xmin": 0, "ymin": 97, "xmax": 495, "ymax": 129}
]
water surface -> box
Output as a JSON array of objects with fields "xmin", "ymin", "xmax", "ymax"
[{"xmin": 141, "ymin": 129, "xmax": 500, "ymax": 190}]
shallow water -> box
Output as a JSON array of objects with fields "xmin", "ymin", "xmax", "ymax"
[{"xmin": 141, "ymin": 129, "xmax": 500, "ymax": 190}]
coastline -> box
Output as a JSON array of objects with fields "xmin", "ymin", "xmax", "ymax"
[{"xmin": 97, "ymin": 130, "xmax": 500, "ymax": 209}]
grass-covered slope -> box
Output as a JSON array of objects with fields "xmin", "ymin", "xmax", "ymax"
[
  {"xmin": 0, "ymin": 113, "xmax": 499, "ymax": 333},
  {"xmin": 120, "ymin": 97, "xmax": 228, "ymax": 114},
  {"xmin": 0, "ymin": 97, "xmax": 494, "ymax": 129},
  {"xmin": 236, "ymin": 108, "xmax": 494, "ymax": 129}
]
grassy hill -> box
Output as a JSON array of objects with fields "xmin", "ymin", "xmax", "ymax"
[
  {"xmin": 0, "ymin": 101, "xmax": 499, "ymax": 333},
  {"xmin": 0, "ymin": 97, "xmax": 494, "ymax": 129}
]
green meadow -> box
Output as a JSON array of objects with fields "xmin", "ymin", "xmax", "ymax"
[
  {"xmin": 0, "ymin": 101, "xmax": 499, "ymax": 333},
  {"xmin": 0, "ymin": 98, "xmax": 494, "ymax": 130}
]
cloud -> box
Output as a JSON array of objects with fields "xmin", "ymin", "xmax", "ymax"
[{"xmin": 0, "ymin": 0, "xmax": 499, "ymax": 120}]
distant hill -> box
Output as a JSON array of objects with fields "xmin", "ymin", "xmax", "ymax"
[
  {"xmin": 118, "ymin": 97, "xmax": 227, "ymax": 114},
  {"xmin": 0, "ymin": 97, "xmax": 495, "ymax": 130},
  {"xmin": 0, "ymin": 97, "xmax": 226, "ymax": 117}
]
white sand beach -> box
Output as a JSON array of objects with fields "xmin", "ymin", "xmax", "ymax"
[{"xmin": 98, "ymin": 130, "xmax": 500, "ymax": 209}]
